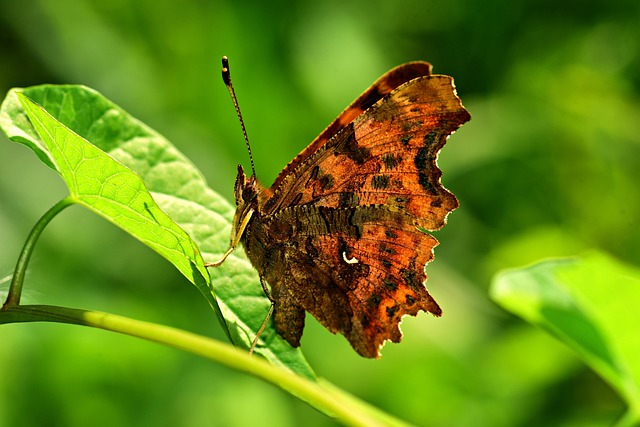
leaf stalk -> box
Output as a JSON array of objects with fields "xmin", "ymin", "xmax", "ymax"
[{"xmin": 2, "ymin": 197, "xmax": 74, "ymax": 308}]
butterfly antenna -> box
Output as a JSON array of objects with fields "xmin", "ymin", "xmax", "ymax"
[{"xmin": 222, "ymin": 56, "xmax": 257, "ymax": 178}]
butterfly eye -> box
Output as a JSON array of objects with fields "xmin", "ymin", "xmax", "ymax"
[{"xmin": 242, "ymin": 182, "xmax": 258, "ymax": 203}]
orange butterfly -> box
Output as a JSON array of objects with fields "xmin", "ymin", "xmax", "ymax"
[{"xmin": 209, "ymin": 58, "xmax": 470, "ymax": 357}]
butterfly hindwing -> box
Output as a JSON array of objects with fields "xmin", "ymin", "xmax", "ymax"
[{"xmin": 259, "ymin": 205, "xmax": 441, "ymax": 357}]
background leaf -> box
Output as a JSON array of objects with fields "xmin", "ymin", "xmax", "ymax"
[
  {"xmin": 1, "ymin": 85, "xmax": 314, "ymax": 378},
  {"xmin": 491, "ymin": 252, "xmax": 640, "ymax": 421}
]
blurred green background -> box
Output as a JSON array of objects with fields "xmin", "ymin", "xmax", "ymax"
[{"xmin": 1, "ymin": 0, "xmax": 639, "ymax": 426}]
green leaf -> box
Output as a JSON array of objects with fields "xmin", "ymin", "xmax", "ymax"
[
  {"xmin": 18, "ymin": 92, "xmax": 208, "ymax": 288},
  {"xmin": 490, "ymin": 252, "xmax": 640, "ymax": 422},
  {"xmin": 0, "ymin": 85, "xmax": 314, "ymax": 379}
]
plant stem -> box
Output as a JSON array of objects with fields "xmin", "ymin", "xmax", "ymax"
[
  {"xmin": 0, "ymin": 304, "xmax": 413, "ymax": 427},
  {"xmin": 2, "ymin": 197, "xmax": 74, "ymax": 308}
]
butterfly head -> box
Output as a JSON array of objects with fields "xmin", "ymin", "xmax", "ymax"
[
  {"xmin": 234, "ymin": 164, "xmax": 259, "ymax": 206},
  {"xmin": 230, "ymin": 165, "xmax": 259, "ymax": 242}
]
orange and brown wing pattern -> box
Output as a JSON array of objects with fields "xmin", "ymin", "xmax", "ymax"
[
  {"xmin": 265, "ymin": 205, "xmax": 441, "ymax": 358},
  {"xmin": 267, "ymin": 62, "xmax": 433, "ymax": 197},
  {"xmin": 262, "ymin": 72, "xmax": 470, "ymax": 231}
]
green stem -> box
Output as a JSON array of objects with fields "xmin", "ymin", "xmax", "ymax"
[
  {"xmin": 3, "ymin": 197, "xmax": 75, "ymax": 308},
  {"xmin": 0, "ymin": 304, "xmax": 412, "ymax": 427}
]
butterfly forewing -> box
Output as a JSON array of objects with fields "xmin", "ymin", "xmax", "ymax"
[
  {"xmin": 261, "ymin": 73, "xmax": 469, "ymax": 232},
  {"xmin": 264, "ymin": 62, "xmax": 434, "ymax": 209}
]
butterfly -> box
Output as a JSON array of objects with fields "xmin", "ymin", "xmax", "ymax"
[{"xmin": 209, "ymin": 57, "xmax": 470, "ymax": 358}]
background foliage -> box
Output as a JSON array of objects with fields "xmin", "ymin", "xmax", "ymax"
[{"xmin": 1, "ymin": 0, "xmax": 639, "ymax": 426}]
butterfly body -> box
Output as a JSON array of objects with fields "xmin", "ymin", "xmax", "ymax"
[{"xmin": 228, "ymin": 62, "xmax": 470, "ymax": 358}]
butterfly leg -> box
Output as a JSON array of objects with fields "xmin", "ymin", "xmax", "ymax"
[
  {"xmin": 250, "ymin": 305, "xmax": 275, "ymax": 353},
  {"xmin": 249, "ymin": 276, "xmax": 276, "ymax": 355},
  {"xmin": 205, "ymin": 208, "xmax": 255, "ymax": 267},
  {"xmin": 204, "ymin": 246, "xmax": 235, "ymax": 267},
  {"xmin": 259, "ymin": 276, "xmax": 275, "ymax": 302}
]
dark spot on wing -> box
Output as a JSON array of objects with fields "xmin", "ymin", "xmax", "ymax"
[
  {"xmin": 378, "ymin": 243, "xmax": 396, "ymax": 255},
  {"xmin": 361, "ymin": 313, "xmax": 371, "ymax": 328},
  {"xmin": 415, "ymin": 147, "xmax": 432, "ymax": 171},
  {"xmin": 415, "ymin": 147, "xmax": 439, "ymax": 194},
  {"xmin": 333, "ymin": 123, "xmax": 370, "ymax": 164},
  {"xmin": 372, "ymin": 174, "xmax": 390, "ymax": 189},
  {"xmin": 419, "ymin": 173, "xmax": 437, "ymax": 194},
  {"xmin": 401, "ymin": 262, "xmax": 425, "ymax": 292},
  {"xmin": 310, "ymin": 165, "xmax": 319, "ymax": 180},
  {"xmin": 386, "ymin": 305, "xmax": 398, "ymax": 318},
  {"xmin": 400, "ymin": 267, "xmax": 418, "ymax": 287},
  {"xmin": 385, "ymin": 229, "xmax": 398, "ymax": 239},
  {"xmin": 424, "ymin": 131, "xmax": 438, "ymax": 147},
  {"xmin": 368, "ymin": 294, "xmax": 382, "ymax": 307},
  {"xmin": 319, "ymin": 173, "xmax": 334, "ymax": 190},
  {"xmin": 383, "ymin": 278, "xmax": 398, "ymax": 291},
  {"xmin": 382, "ymin": 153, "xmax": 401, "ymax": 169}
]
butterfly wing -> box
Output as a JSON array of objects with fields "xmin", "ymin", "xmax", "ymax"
[
  {"xmin": 266, "ymin": 61, "xmax": 434, "ymax": 198},
  {"xmin": 260, "ymin": 205, "xmax": 441, "ymax": 357},
  {"xmin": 261, "ymin": 66, "xmax": 470, "ymax": 232}
]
